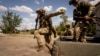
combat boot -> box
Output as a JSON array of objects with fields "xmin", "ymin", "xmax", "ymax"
[{"xmin": 46, "ymin": 43, "xmax": 53, "ymax": 54}]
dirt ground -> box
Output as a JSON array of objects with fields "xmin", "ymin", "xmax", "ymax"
[{"xmin": 0, "ymin": 33, "xmax": 58, "ymax": 56}]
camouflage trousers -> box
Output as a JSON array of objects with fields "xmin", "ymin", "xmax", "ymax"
[
  {"xmin": 73, "ymin": 21, "xmax": 88, "ymax": 42},
  {"xmin": 34, "ymin": 27, "xmax": 53, "ymax": 50}
]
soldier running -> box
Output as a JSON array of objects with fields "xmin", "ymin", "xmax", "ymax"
[{"xmin": 34, "ymin": 8, "xmax": 65, "ymax": 52}]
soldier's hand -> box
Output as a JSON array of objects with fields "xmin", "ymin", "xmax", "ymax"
[
  {"xmin": 84, "ymin": 16, "xmax": 90, "ymax": 21},
  {"xmin": 59, "ymin": 9, "xmax": 65, "ymax": 14}
]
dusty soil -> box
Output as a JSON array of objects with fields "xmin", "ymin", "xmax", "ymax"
[{"xmin": 0, "ymin": 33, "xmax": 57, "ymax": 56}]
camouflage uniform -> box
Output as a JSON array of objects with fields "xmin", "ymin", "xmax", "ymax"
[
  {"xmin": 69, "ymin": 0, "xmax": 95, "ymax": 42},
  {"xmin": 64, "ymin": 24, "xmax": 73, "ymax": 36},
  {"xmin": 34, "ymin": 8, "xmax": 64, "ymax": 51}
]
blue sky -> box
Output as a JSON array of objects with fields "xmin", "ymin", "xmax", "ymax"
[{"xmin": 0, "ymin": 0, "xmax": 99, "ymax": 30}]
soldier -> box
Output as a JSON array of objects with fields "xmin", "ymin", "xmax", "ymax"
[
  {"xmin": 69, "ymin": 0, "xmax": 95, "ymax": 42},
  {"xmin": 64, "ymin": 24, "xmax": 73, "ymax": 36},
  {"xmin": 34, "ymin": 8, "xmax": 64, "ymax": 52}
]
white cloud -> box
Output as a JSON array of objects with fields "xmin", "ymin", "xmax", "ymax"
[
  {"xmin": 9, "ymin": 5, "xmax": 35, "ymax": 17},
  {"xmin": 34, "ymin": 0, "xmax": 40, "ymax": 5},
  {"xmin": 43, "ymin": 6, "xmax": 53, "ymax": 12},
  {"xmin": 90, "ymin": 0, "xmax": 100, "ymax": 5},
  {"xmin": 30, "ymin": 13, "xmax": 37, "ymax": 18},
  {"xmin": 17, "ymin": 18, "xmax": 35, "ymax": 30},
  {"xmin": 53, "ymin": 17, "xmax": 74, "ymax": 26},
  {"xmin": 9, "ymin": 5, "xmax": 33, "ymax": 14},
  {"xmin": 0, "ymin": 5, "xmax": 7, "ymax": 11},
  {"xmin": 68, "ymin": 17, "xmax": 74, "ymax": 22},
  {"xmin": 56, "ymin": 7, "xmax": 67, "ymax": 12},
  {"xmin": 52, "ymin": 17, "xmax": 62, "ymax": 26},
  {"xmin": 34, "ymin": 0, "xmax": 45, "ymax": 4}
]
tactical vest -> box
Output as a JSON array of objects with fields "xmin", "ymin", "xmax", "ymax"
[{"xmin": 73, "ymin": 1, "xmax": 95, "ymax": 21}]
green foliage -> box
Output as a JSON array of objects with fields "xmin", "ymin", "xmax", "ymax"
[
  {"xmin": 30, "ymin": 29, "xmax": 35, "ymax": 34},
  {"xmin": 1, "ymin": 11, "xmax": 22, "ymax": 34},
  {"xmin": 56, "ymin": 22, "xmax": 66, "ymax": 35},
  {"xmin": 56, "ymin": 14, "xmax": 68, "ymax": 35},
  {"xmin": 87, "ymin": 23, "xmax": 96, "ymax": 36}
]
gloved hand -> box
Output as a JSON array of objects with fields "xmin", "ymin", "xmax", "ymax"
[
  {"xmin": 84, "ymin": 15, "xmax": 90, "ymax": 21},
  {"xmin": 59, "ymin": 9, "xmax": 65, "ymax": 14}
]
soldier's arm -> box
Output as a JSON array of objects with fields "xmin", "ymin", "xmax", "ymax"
[
  {"xmin": 47, "ymin": 11, "xmax": 64, "ymax": 17},
  {"xmin": 88, "ymin": 5, "xmax": 95, "ymax": 17},
  {"xmin": 82, "ymin": 1, "xmax": 95, "ymax": 16},
  {"xmin": 86, "ymin": 2, "xmax": 95, "ymax": 17}
]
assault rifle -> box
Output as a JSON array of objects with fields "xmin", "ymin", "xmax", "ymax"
[{"xmin": 73, "ymin": 16, "xmax": 98, "ymax": 24}]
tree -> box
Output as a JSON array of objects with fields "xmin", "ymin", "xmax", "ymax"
[
  {"xmin": 87, "ymin": 23, "xmax": 96, "ymax": 36},
  {"xmin": 60, "ymin": 14, "xmax": 68, "ymax": 24},
  {"xmin": 56, "ymin": 14, "xmax": 68, "ymax": 35},
  {"xmin": 1, "ymin": 11, "xmax": 22, "ymax": 33}
]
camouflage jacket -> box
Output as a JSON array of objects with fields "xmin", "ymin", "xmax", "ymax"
[
  {"xmin": 35, "ymin": 11, "xmax": 64, "ymax": 29},
  {"xmin": 73, "ymin": 1, "xmax": 95, "ymax": 21}
]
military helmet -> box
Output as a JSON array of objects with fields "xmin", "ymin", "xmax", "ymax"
[
  {"xmin": 36, "ymin": 8, "xmax": 45, "ymax": 13},
  {"xmin": 69, "ymin": 0, "xmax": 79, "ymax": 5},
  {"xmin": 66, "ymin": 24, "xmax": 70, "ymax": 28}
]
